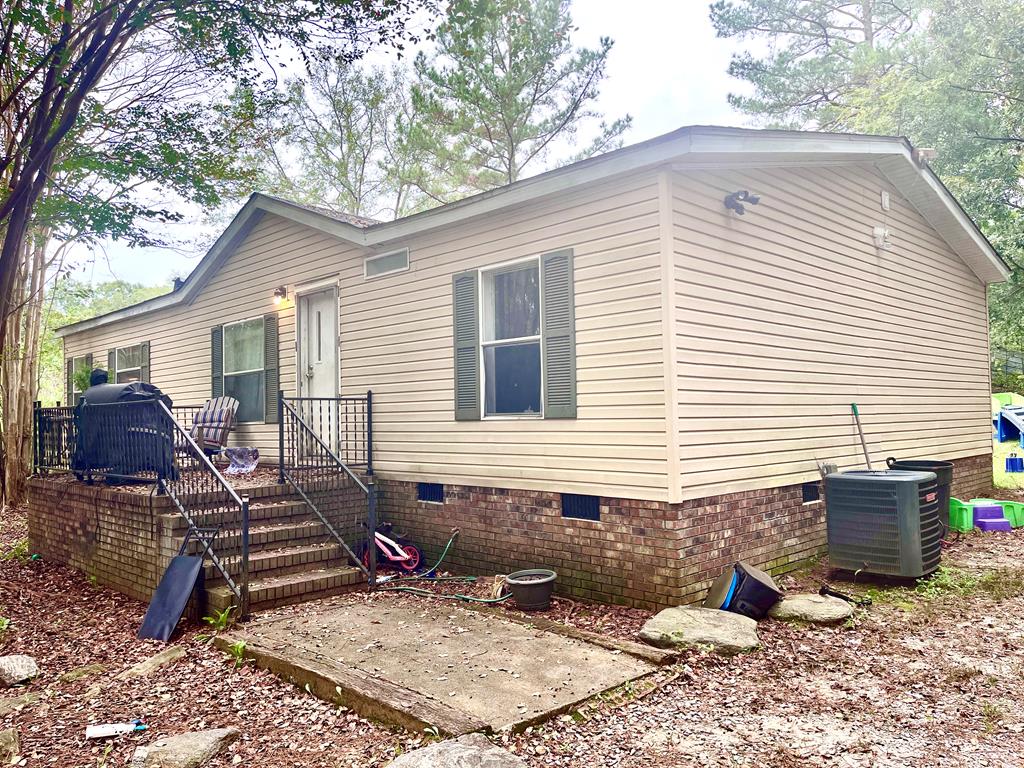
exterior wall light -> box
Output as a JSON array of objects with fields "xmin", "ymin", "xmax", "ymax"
[
  {"xmin": 724, "ymin": 190, "xmax": 760, "ymax": 215},
  {"xmin": 273, "ymin": 286, "xmax": 288, "ymax": 304}
]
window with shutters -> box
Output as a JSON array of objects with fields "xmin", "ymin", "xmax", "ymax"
[
  {"xmin": 480, "ymin": 259, "xmax": 542, "ymax": 417},
  {"xmin": 113, "ymin": 344, "xmax": 144, "ymax": 383},
  {"xmin": 223, "ymin": 317, "xmax": 265, "ymax": 423}
]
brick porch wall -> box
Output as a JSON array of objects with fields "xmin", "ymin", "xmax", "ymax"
[
  {"xmin": 25, "ymin": 476, "xmax": 307, "ymax": 602},
  {"xmin": 378, "ymin": 452, "xmax": 993, "ymax": 610}
]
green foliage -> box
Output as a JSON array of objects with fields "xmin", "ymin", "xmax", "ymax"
[
  {"xmin": 711, "ymin": 0, "xmax": 1024, "ymax": 342},
  {"xmin": 1, "ymin": 539, "xmax": 30, "ymax": 564},
  {"xmin": 226, "ymin": 640, "xmax": 248, "ymax": 669},
  {"xmin": 202, "ymin": 606, "xmax": 236, "ymax": 632},
  {"xmin": 39, "ymin": 279, "xmax": 171, "ymax": 404},
  {"xmin": 991, "ymin": 367, "xmax": 1024, "ymax": 395},
  {"xmin": 257, "ymin": 62, "xmax": 433, "ymax": 220},
  {"xmin": 411, "ymin": 0, "xmax": 631, "ymax": 193},
  {"xmin": 0, "ymin": 617, "xmax": 12, "ymax": 638}
]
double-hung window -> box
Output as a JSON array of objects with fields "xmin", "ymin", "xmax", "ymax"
[
  {"xmin": 113, "ymin": 344, "xmax": 144, "ymax": 383},
  {"xmin": 481, "ymin": 260, "xmax": 542, "ymax": 417},
  {"xmin": 452, "ymin": 248, "xmax": 576, "ymax": 421},
  {"xmin": 222, "ymin": 317, "xmax": 266, "ymax": 423}
]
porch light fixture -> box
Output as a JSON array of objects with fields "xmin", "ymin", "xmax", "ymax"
[
  {"xmin": 272, "ymin": 286, "xmax": 287, "ymax": 304},
  {"xmin": 724, "ymin": 190, "xmax": 760, "ymax": 215}
]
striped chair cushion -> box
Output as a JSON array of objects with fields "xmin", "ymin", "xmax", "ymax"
[{"xmin": 190, "ymin": 396, "xmax": 239, "ymax": 449}]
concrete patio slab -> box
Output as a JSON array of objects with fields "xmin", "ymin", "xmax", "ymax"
[{"xmin": 221, "ymin": 600, "xmax": 655, "ymax": 735}]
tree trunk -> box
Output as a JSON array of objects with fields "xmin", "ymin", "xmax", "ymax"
[{"xmin": 1, "ymin": 229, "xmax": 48, "ymax": 507}]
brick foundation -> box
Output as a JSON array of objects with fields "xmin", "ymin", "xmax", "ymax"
[
  {"xmin": 379, "ymin": 452, "xmax": 993, "ymax": 610},
  {"xmin": 27, "ymin": 452, "xmax": 992, "ymax": 611}
]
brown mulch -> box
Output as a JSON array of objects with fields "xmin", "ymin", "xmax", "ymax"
[
  {"xmin": 5, "ymin": 501, "xmax": 1024, "ymax": 767},
  {"xmin": 0, "ymin": 506, "xmax": 414, "ymax": 768}
]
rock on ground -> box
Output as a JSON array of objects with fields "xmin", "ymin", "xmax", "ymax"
[
  {"xmin": 0, "ymin": 692, "xmax": 39, "ymax": 717},
  {"xmin": 768, "ymin": 593, "xmax": 853, "ymax": 625},
  {"xmin": 116, "ymin": 647, "xmax": 186, "ymax": 681},
  {"xmin": 0, "ymin": 728, "xmax": 18, "ymax": 762},
  {"xmin": 386, "ymin": 733, "xmax": 526, "ymax": 767},
  {"xmin": 59, "ymin": 663, "xmax": 106, "ymax": 683},
  {"xmin": 639, "ymin": 607, "xmax": 759, "ymax": 655},
  {"xmin": 133, "ymin": 727, "xmax": 239, "ymax": 768},
  {"xmin": 0, "ymin": 655, "xmax": 38, "ymax": 687}
]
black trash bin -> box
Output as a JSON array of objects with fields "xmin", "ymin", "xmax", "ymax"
[{"xmin": 885, "ymin": 456, "xmax": 953, "ymax": 538}]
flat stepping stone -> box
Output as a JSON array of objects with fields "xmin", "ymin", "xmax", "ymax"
[
  {"xmin": 768, "ymin": 594, "xmax": 853, "ymax": 625},
  {"xmin": 59, "ymin": 663, "xmax": 106, "ymax": 683},
  {"xmin": 387, "ymin": 733, "xmax": 526, "ymax": 767},
  {"xmin": 639, "ymin": 607, "xmax": 759, "ymax": 655},
  {"xmin": 117, "ymin": 647, "xmax": 185, "ymax": 680},
  {"xmin": 132, "ymin": 727, "xmax": 239, "ymax": 768},
  {"xmin": 0, "ymin": 692, "xmax": 39, "ymax": 716},
  {"xmin": 0, "ymin": 656, "xmax": 38, "ymax": 687}
]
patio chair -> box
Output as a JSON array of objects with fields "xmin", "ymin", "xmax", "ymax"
[{"xmin": 187, "ymin": 396, "xmax": 239, "ymax": 455}]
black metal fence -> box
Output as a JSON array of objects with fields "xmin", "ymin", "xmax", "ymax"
[
  {"xmin": 279, "ymin": 391, "xmax": 375, "ymax": 584},
  {"xmin": 33, "ymin": 403, "xmax": 76, "ymax": 473},
  {"xmin": 32, "ymin": 399, "xmax": 249, "ymax": 615}
]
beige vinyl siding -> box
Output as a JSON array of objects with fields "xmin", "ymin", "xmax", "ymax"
[
  {"xmin": 671, "ymin": 163, "xmax": 992, "ymax": 500},
  {"xmin": 64, "ymin": 169, "xmax": 673, "ymax": 500}
]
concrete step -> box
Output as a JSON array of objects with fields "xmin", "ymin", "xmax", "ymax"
[{"xmin": 207, "ymin": 565, "xmax": 365, "ymax": 613}]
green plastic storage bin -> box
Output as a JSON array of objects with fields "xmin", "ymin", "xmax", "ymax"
[{"xmin": 949, "ymin": 498, "xmax": 975, "ymax": 533}]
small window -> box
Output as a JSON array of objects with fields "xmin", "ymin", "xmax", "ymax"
[
  {"xmin": 417, "ymin": 482, "xmax": 444, "ymax": 503},
  {"xmin": 561, "ymin": 493, "xmax": 600, "ymax": 521},
  {"xmin": 365, "ymin": 249, "xmax": 409, "ymax": 279},
  {"xmin": 802, "ymin": 481, "xmax": 821, "ymax": 503},
  {"xmin": 114, "ymin": 344, "xmax": 144, "ymax": 383},
  {"xmin": 481, "ymin": 260, "xmax": 542, "ymax": 417},
  {"xmin": 70, "ymin": 355, "xmax": 90, "ymax": 404},
  {"xmin": 223, "ymin": 317, "xmax": 265, "ymax": 423}
]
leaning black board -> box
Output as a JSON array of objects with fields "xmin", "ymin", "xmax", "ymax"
[{"xmin": 138, "ymin": 556, "xmax": 205, "ymax": 641}]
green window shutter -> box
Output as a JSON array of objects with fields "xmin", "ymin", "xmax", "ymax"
[
  {"xmin": 541, "ymin": 248, "xmax": 576, "ymax": 419},
  {"xmin": 139, "ymin": 341, "xmax": 150, "ymax": 382},
  {"xmin": 65, "ymin": 359, "xmax": 73, "ymax": 404},
  {"xmin": 452, "ymin": 270, "xmax": 480, "ymax": 421},
  {"xmin": 107, "ymin": 349, "xmax": 115, "ymax": 376},
  {"xmin": 211, "ymin": 326, "xmax": 224, "ymax": 398},
  {"xmin": 263, "ymin": 313, "xmax": 280, "ymax": 423}
]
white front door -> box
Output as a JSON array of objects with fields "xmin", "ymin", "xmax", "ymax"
[{"xmin": 297, "ymin": 288, "xmax": 339, "ymax": 450}]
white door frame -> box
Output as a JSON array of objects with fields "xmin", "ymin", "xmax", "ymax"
[{"xmin": 295, "ymin": 283, "xmax": 340, "ymax": 399}]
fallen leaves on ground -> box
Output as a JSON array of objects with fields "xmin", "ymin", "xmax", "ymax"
[{"xmin": 5, "ymin": 501, "xmax": 1024, "ymax": 767}]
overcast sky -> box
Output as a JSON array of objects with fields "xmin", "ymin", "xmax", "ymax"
[{"xmin": 77, "ymin": 1, "xmax": 751, "ymax": 286}]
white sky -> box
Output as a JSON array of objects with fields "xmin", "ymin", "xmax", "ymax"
[{"xmin": 77, "ymin": 1, "xmax": 750, "ymax": 286}]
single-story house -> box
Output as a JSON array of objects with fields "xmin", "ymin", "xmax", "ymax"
[{"xmin": 50, "ymin": 126, "xmax": 1006, "ymax": 607}]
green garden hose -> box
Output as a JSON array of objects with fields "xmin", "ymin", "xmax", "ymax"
[{"xmin": 376, "ymin": 529, "xmax": 512, "ymax": 602}]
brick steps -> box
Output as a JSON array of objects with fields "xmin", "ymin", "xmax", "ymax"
[
  {"xmin": 183, "ymin": 520, "xmax": 333, "ymax": 555},
  {"xmin": 207, "ymin": 565, "xmax": 364, "ymax": 613},
  {"xmin": 204, "ymin": 542, "xmax": 347, "ymax": 582}
]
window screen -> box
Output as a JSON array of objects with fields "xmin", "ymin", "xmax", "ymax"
[
  {"xmin": 115, "ymin": 344, "xmax": 143, "ymax": 383},
  {"xmin": 481, "ymin": 262, "xmax": 542, "ymax": 416}
]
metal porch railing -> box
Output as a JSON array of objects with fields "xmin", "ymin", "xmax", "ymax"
[
  {"xmin": 278, "ymin": 391, "xmax": 377, "ymax": 586},
  {"xmin": 32, "ymin": 399, "xmax": 250, "ymax": 616}
]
